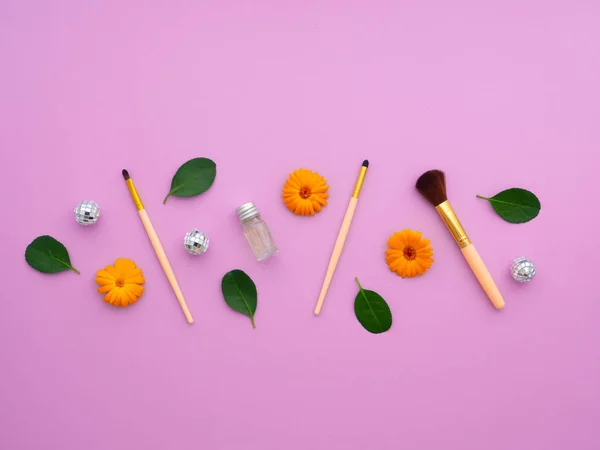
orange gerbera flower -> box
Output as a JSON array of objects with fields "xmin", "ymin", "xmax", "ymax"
[
  {"xmin": 95, "ymin": 258, "xmax": 145, "ymax": 307},
  {"xmin": 282, "ymin": 169, "xmax": 329, "ymax": 215},
  {"xmin": 385, "ymin": 229, "xmax": 434, "ymax": 278}
]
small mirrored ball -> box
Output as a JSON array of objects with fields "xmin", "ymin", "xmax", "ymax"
[
  {"xmin": 511, "ymin": 257, "xmax": 536, "ymax": 283},
  {"xmin": 184, "ymin": 229, "xmax": 209, "ymax": 255},
  {"xmin": 74, "ymin": 200, "xmax": 100, "ymax": 226}
]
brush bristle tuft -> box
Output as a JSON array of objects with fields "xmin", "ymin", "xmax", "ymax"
[
  {"xmin": 362, "ymin": 160, "xmax": 369, "ymax": 168},
  {"xmin": 416, "ymin": 170, "xmax": 447, "ymax": 206},
  {"xmin": 122, "ymin": 169, "xmax": 130, "ymax": 180}
]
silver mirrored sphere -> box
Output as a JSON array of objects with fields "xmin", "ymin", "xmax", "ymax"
[
  {"xmin": 74, "ymin": 200, "xmax": 100, "ymax": 226},
  {"xmin": 184, "ymin": 229, "xmax": 209, "ymax": 255},
  {"xmin": 511, "ymin": 257, "xmax": 536, "ymax": 283}
]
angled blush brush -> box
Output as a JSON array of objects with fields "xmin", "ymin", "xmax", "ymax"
[{"xmin": 416, "ymin": 170, "xmax": 505, "ymax": 310}]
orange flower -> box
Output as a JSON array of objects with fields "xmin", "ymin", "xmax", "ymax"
[
  {"xmin": 385, "ymin": 229, "xmax": 434, "ymax": 278},
  {"xmin": 95, "ymin": 258, "xmax": 145, "ymax": 307},
  {"xmin": 282, "ymin": 169, "xmax": 329, "ymax": 215}
]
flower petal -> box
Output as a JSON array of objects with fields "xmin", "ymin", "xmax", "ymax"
[
  {"xmin": 115, "ymin": 258, "xmax": 136, "ymax": 276},
  {"xmin": 117, "ymin": 289, "xmax": 129, "ymax": 307},
  {"xmin": 122, "ymin": 286, "xmax": 138, "ymax": 304},
  {"xmin": 416, "ymin": 257, "xmax": 433, "ymax": 270},
  {"xmin": 96, "ymin": 277, "xmax": 115, "ymax": 286},
  {"xmin": 313, "ymin": 195, "xmax": 328, "ymax": 205},
  {"xmin": 311, "ymin": 185, "xmax": 329, "ymax": 193},
  {"xmin": 125, "ymin": 283, "xmax": 144, "ymax": 298},
  {"xmin": 104, "ymin": 288, "xmax": 116, "ymax": 305},
  {"xmin": 124, "ymin": 268, "xmax": 145, "ymax": 284},
  {"xmin": 417, "ymin": 238, "xmax": 431, "ymax": 249},
  {"xmin": 96, "ymin": 270, "xmax": 114, "ymax": 280},
  {"xmin": 386, "ymin": 234, "xmax": 401, "ymax": 249},
  {"xmin": 98, "ymin": 284, "xmax": 115, "ymax": 293}
]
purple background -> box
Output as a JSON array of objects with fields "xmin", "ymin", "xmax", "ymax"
[{"xmin": 1, "ymin": 1, "xmax": 599, "ymax": 449}]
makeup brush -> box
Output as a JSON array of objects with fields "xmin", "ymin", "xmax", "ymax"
[
  {"xmin": 122, "ymin": 169, "xmax": 194, "ymax": 323},
  {"xmin": 416, "ymin": 170, "xmax": 505, "ymax": 309},
  {"xmin": 314, "ymin": 160, "xmax": 369, "ymax": 315}
]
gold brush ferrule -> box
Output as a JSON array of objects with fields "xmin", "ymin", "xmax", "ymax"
[
  {"xmin": 125, "ymin": 179, "xmax": 144, "ymax": 211},
  {"xmin": 435, "ymin": 200, "xmax": 471, "ymax": 248},
  {"xmin": 351, "ymin": 166, "xmax": 368, "ymax": 199}
]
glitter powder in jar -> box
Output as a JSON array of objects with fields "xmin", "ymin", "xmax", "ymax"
[{"xmin": 236, "ymin": 202, "xmax": 278, "ymax": 261}]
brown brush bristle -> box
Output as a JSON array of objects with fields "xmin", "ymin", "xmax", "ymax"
[
  {"xmin": 122, "ymin": 169, "xmax": 130, "ymax": 180},
  {"xmin": 416, "ymin": 170, "xmax": 447, "ymax": 206}
]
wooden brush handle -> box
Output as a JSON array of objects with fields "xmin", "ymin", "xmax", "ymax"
[
  {"xmin": 461, "ymin": 244, "xmax": 505, "ymax": 310},
  {"xmin": 139, "ymin": 210, "xmax": 194, "ymax": 324},
  {"xmin": 314, "ymin": 197, "xmax": 358, "ymax": 315}
]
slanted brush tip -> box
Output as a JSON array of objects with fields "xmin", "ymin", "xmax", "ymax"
[
  {"xmin": 122, "ymin": 169, "xmax": 130, "ymax": 180},
  {"xmin": 362, "ymin": 160, "xmax": 369, "ymax": 168},
  {"xmin": 415, "ymin": 169, "xmax": 447, "ymax": 206}
]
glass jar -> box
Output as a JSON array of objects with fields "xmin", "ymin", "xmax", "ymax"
[{"xmin": 236, "ymin": 202, "xmax": 278, "ymax": 261}]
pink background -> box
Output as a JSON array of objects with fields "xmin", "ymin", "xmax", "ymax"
[{"xmin": 1, "ymin": 1, "xmax": 599, "ymax": 449}]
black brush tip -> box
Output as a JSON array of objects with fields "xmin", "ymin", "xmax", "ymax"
[
  {"xmin": 362, "ymin": 160, "xmax": 369, "ymax": 168},
  {"xmin": 122, "ymin": 169, "xmax": 130, "ymax": 180}
]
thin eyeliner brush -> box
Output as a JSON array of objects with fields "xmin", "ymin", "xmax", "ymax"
[{"xmin": 314, "ymin": 160, "xmax": 369, "ymax": 315}]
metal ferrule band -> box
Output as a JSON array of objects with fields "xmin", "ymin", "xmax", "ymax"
[
  {"xmin": 352, "ymin": 166, "xmax": 368, "ymax": 199},
  {"xmin": 435, "ymin": 200, "xmax": 471, "ymax": 248},
  {"xmin": 126, "ymin": 179, "xmax": 144, "ymax": 211}
]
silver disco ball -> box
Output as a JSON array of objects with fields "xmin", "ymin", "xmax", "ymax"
[
  {"xmin": 184, "ymin": 229, "xmax": 209, "ymax": 255},
  {"xmin": 74, "ymin": 200, "xmax": 100, "ymax": 226},
  {"xmin": 510, "ymin": 257, "xmax": 536, "ymax": 283}
]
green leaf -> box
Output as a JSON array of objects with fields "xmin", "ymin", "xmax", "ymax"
[
  {"xmin": 476, "ymin": 188, "xmax": 541, "ymax": 224},
  {"xmin": 25, "ymin": 235, "xmax": 80, "ymax": 274},
  {"xmin": 221, "ymin": 269, "xmax": 257, "ymax": 328},
  {"xmin": 163, "ymin": 157, "xmax": 217, "ymax": 204},
  {"xmin": 354, "ymin": 277, "xmax": 392, "ymax": 334}
]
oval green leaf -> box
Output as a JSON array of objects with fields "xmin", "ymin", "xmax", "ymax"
[
  {"xmin": 25, "ymin": 235, "xmax": 80, "ymax": 274},
  {"xmin": 476, "ymin": 188, "xmax": 541, "ymax": 224},
  {"xmin": 221, "ymin": 269, "xmax": 257, "ymax": 328},
  {"xmin": 354, "ymin": 277, "xmax": 392, "ymax": 334},
  {"xmin": 163, "ymin": 157, "xmax": 217, "ymax": 204}
]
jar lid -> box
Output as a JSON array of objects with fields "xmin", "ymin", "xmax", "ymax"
[{"xmin": 236, "ymin": 202, "xmax": 260, "ymax": 222}]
